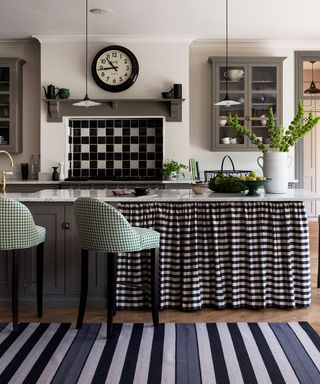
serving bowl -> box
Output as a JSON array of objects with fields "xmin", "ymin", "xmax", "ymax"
[
  {"xmin": 241, "ymin": 179, "xmax": 270, "ymax": 196},
  {"xmin": 191, "ymin": 182, "xmax": 208, "ymax": 194}
]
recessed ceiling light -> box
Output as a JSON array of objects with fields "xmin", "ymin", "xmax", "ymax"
[{"xmin": 90, "ymin": 8, "xmax": 113, "ymax": 14}]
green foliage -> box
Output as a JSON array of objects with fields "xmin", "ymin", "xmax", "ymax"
[
  {"xmin": 227, "ymin": 101, "xmax": 320, "ymax": 152},
  {"xmin": 208, "ymin": 174, "xmax": 246, "ymax": 193},
  {"xmin": 162, "ymin": 159, "xmax": 188, "ymax": 178}
]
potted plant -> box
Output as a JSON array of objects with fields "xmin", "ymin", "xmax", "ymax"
[
  {"xmin": 227, "ymin": 101, "xmax": 320, "ymax": 193},
  {"xmin": 162, "ymin": 159, "xmax": 188, "ymax": 180}
]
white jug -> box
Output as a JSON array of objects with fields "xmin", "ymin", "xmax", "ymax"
[{"xmin": 257, "ymin": 152, "xmax": 292, "ymax": 194}]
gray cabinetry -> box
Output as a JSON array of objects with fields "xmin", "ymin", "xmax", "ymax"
[
  {"xmin": 65, "ymin": 205, "xmax": 107, "ymax": 300},
  {"xmin": 0, "ymin": 58, "xmax": 25, "ymax": 153},
  {"xmin": 0, "ymin": 203, "xmax": 108, "ymax": 307},
  {"xmin": 208, "ymin": 56, "xmax": 285, "ymax": 151}
]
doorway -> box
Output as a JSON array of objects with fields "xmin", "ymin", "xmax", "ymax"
[{"xmin": 295, "ymin": 51, "xmax": 320, "ymax": 216}]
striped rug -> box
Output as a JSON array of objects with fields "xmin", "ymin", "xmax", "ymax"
[{"xmin": 0, "ymin": 322, "xmax": 319, "ymax": 383}]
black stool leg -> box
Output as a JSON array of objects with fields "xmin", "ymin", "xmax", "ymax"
[
  {"xmin": 318, "ymin": 215, "xmax": 320, "ymax": 288},
  {"xmin": 107, "ymin": 253, "xmax": 117, "ymax": 339},
  {"xmin": 76, "ymin": 249, "xmax": 89, "ymax": 329},
  {"xmin": 36, "ymin": 242, "xmax": 44, "ymax": 318},
  {"xmin": 12, "ymin": 250, "xmax": 19, "ymax": 333},
  {"xmin": 151, "ymin": 247, "xmax": 159, "ymax": 326}
]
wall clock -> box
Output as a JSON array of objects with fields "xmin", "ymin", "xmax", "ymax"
[{"xmin": 91, "ymin": 45, "xmax": 139, "ymax": 92}]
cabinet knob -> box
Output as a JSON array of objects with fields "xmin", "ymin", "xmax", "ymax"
[
  {"xmin": 245, "ymin": 116, "xmax": 252, "ymax": 121},
  {"xmin": 62, "ymin": 222, "xmax": 70, "ymax": 230}
]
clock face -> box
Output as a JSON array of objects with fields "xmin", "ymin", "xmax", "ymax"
[{"xmin": 92, "ymin": 45, "xmax": 139, "ymax": 92}]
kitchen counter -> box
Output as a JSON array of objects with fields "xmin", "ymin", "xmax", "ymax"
[
  {"xmin": 0, "ymin": 188, "xmax": 314, "ymax": 310},
  {"xmin": 5, "ymin": 188, "xmax": 320, "ymax": 203}
]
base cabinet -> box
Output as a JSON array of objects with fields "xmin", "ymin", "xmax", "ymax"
[{"xmin": 0, "ymin": 203, "xmax": 108, "ymax": 308}]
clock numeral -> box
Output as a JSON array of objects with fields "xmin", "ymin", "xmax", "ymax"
[
  {"xmin": 99, "ymin": 65, "xmax": 104, "ymax": 69},
  {"xmin": 101, "ymin": 72, "xmax": 105, "ymax": 77},
  {"xmin": 106, "ymin": 54, "xmax": 110, "ymax": 59},
  {"xmin": 124, "ymin": 59, "xmax": 128, "ymax": 64},
  {"xmin": 112, "ymin": 52, "xmax": 117, "ymax": 57},
  {"xmin": 101, "ymin": 59, "xmax": 106, "ymax": 64},
  {"xmin": 106, "ymin": 76, "xmax": 110, "ymax": 81},
  {"xmin": 120, "ymin": 54, "xmax": 122, "ymax": 59},
  {"xmin": 113, "ymin": 79, "xmax": 117, "ymax": 84},
  {"xmin": 126, "ymin": 65, "xmax": 130, "ymax": 70},
  {"xmin": 119, "ymin": 77, "xmax": 123, "ymax": 82},
  {"xmin": 124, "ymin": 72, "xmax": 128, "ymax": 77}
]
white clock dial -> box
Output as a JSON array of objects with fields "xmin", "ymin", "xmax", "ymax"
[
  {"xmin": 96, "ymin": 50, "xmax": 132, "ymax": 85},
  {"xmin": 92, "ymin": 45, "xmax": 139, "ymax": 92}
]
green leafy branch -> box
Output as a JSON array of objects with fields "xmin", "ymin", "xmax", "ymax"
[
  {"xmin": 227, "ymin": 115, "xmax": 268, "ymax": 153},
  {"xmin": 227, "ymin": 101, "xmax": 320, "ymax": 152}
]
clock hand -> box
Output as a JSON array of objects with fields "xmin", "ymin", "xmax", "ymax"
[
  {"xmin": 106, "ymin": 58, "xmax": 118, "ymax": 72},
  {"xmin": 98, "ymin": 66, "xmax": 119, "ymax": 70}
]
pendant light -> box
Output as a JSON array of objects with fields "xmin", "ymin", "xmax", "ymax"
[
  {"xmin": 304, "ymin": 61, "xmax": 320, "ymax": 94},
  {"xmin": 215, "ymin": 0, "xmax": 240, "ymax": 107},
  {"xmin": 73, "ymin": 0, "xmax": 101, "ymax": 107}
]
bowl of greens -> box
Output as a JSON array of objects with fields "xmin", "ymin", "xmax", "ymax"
[{"xmin": 208, "ymin": 174, "xmax": 247, "ymax": 193}]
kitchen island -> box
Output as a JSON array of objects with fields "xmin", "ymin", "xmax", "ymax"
[{"xmin": 1, "ymin": 188, "xmax": 318, "ymax": 310}]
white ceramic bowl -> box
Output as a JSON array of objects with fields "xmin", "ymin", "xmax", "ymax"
[
  {"xmin": 191, "ymin": 182, "xmax": 208, "ymax": 194},
  {"xmin": 219, "ymin": 118, "xmax": 227, "ymax": 126}
]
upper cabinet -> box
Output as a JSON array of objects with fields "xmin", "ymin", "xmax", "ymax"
[
  {"xmin": 208, "ymin": 57, "xmax": 286, "ymax": 151},
  {"xmin": 0, "ymin": 58, "xmax": 25, "ymax": 153}
]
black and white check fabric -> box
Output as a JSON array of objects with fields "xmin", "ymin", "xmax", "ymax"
[
  {"xmin": 0, "ymin": 197, "xmax": 46, "ymax": 250},
  {"xmin": 117, "ymin": 201, "xmax": 311, "ymax": 310},
  {"xmin": 74, "ymin": 197, "xmax": 160, "ymax": 253}
]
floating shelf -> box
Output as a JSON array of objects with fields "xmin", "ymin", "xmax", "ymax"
[{"xmin": 43, "ymin": 98, "xmax": 185, "ymax": 122}]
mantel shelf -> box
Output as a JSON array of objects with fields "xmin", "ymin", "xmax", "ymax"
[{"xmin": 43, "ymin": 98, "xmax": 185, "ymax": 122}]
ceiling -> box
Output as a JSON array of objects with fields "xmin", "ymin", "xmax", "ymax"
[{"xmin": 1, "ymin": 0, "xmax": 320, "ymax": 41}]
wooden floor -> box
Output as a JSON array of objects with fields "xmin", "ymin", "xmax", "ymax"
[{"xmin": 1, "ymin": 221, "xmax": 319, "ymax": 332}]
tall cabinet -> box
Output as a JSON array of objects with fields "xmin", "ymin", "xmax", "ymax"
[
  {"xmin": 208, "ymin": 56, "xmax": 285, "ymax": 151},
  {"xmin": 0, "ymin": 58, "xmax": 25, "ymax": 153}
]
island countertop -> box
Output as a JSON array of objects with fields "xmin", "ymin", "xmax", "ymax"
[{"xmin": 3, "ymin": 188, "xmax": 320, "ymax": 203}]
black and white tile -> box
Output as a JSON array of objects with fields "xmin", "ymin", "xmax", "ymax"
[{"xmin": 68, "ymin": 118, "xmax": 163, "ymax": 179}]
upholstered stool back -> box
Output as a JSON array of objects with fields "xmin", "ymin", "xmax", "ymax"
[
  {"xmin": 0, "ymin": 197, "xmax": 45, "ymax": 251},
  {"xmin": 74, "ymin": 197, "xmax": 150, "ymax": 252}
]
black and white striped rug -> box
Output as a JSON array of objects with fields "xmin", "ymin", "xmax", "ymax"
[{"xmin": 0, "ymin": 322, "xmax": 319, "ymax": 383}]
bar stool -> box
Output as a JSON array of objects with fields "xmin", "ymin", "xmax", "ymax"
[
  {"xmin": 0, "ymin": 197, "xmax": 46, "ymax": 332},
  {"xmin": 74, "ymin": 197, "xmax": 160, "ymax": 339}
]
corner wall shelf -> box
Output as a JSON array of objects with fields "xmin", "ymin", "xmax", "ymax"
[{"xmin": 43, "ymin": 98, "xmax": 185, "ymax": 122}]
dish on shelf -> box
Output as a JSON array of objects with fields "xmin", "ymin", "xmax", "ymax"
[
  {"xmin": 132, "ymin": 187, "xmax": 150, "ymax": 197},
  {"xmin": 190, "ymin": 182, "xmax": 208, "ymax": 194},
  {"xmin": 241, "ymin": 179, "xmax": 271, "ymax": 196}
]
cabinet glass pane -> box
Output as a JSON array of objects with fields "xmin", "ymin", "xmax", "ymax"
[
  {"xmin": 0, "ymin": 94, "xmax": 9, "ymax": 119},
  {"xmin": 0, "ymin": 67, "xmax": 9, "ymax": 92},
  {"xmin": 251, "ymin": 66, "xmax": 277, "ymax": 145},
  {"xmin": 217, "ymin": 65, "xmax": 245, "ymax": 145},
  {"xmin": 0, "ymin": 121, "xmax": 9, "ymax": 145}
]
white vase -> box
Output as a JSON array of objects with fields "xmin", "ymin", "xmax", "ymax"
[{"xmin": 257, "ymin": 152, "xmax": 292, "ymax": 194}]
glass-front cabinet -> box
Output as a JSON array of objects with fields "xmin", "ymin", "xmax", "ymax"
[
  {"xmin": 208, "ymin": 57, "xmax": 285, "ymax": 151},
  {"xmin": 0, "ymin": 58, "xmax": 25, "ymax": 153}
]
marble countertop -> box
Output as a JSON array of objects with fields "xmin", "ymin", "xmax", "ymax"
[
  {"xmin": 3, "ymin": 188, "xmax": 320, "ymax": 203},
  {"xmin": 5, "ymin": 179, "xmax": 189, "ymax": 185}
]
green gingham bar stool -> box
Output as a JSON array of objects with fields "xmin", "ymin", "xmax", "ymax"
[
  {"xmin": 74, "ymin": 197, "xmax": 160, "ymax": 339},
  {"xmin": 0, "ymin": 197, "xmax": 46, "ymax": 332}
]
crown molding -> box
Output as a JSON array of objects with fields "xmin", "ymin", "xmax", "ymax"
[
  {"xmin": 191, "ymin": 39, "xmax": 320, "ymax": 49},
  {"xmin": 0, "ymin": 37, "xmax": 39, "ymax": 47},
  {"xmin": 32, "ymin": 34, "xmax": 197, "ymax": 44}
]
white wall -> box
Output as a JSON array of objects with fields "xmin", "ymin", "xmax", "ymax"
[
  {"xmin": 189, "ymin": 42, "xmax": 296, "ymax": 178},
  {"xmin": 39, "ymin": 41, "xmax": 190, "ymax": 175},
  {"xmin": 0, "ymin": 40, "xmax": 40, "ymax": 177}
]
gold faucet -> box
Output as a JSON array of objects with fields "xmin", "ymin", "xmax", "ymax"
[{"xmin": 0, "ymin": 150, "xmax": 14, "ymax": 193}]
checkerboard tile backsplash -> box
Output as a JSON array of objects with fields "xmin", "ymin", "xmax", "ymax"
[{"xmin": 68, "ymin": 118, "xmax": 163, "ymax": 179}]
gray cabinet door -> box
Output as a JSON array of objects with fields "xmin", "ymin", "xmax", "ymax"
[
  {"xmin": 208, "ymin": 56, "xmax": 286, "ymax": 152},
  {"xmin": 0, "ymin": 58, "xmax": 25, "ymax": 153},
  {"xmin": 65, "ymin": 205, "xmax": 107, "ymax": 297},
  {"xmin": 24, "ymin": 204, "xmax": 65, "ymax": 295}
]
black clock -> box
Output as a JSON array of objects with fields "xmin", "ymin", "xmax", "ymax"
[{"xmin": 91, "ymin": 45, "xmax": 139, "ymax": 92}]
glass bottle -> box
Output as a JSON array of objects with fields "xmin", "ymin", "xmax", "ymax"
[{"xmin": 30, "ymin": 155, "xmax": 35, "ymax": 180}]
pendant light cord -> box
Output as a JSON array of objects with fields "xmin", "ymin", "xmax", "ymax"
[
  {"xmin": 225, "ymin": 0, "xmax": 229, "ymax": 97},
  {"xmin": 85, "ymin": 0, "xmax": 88, "ymax": 98}
]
